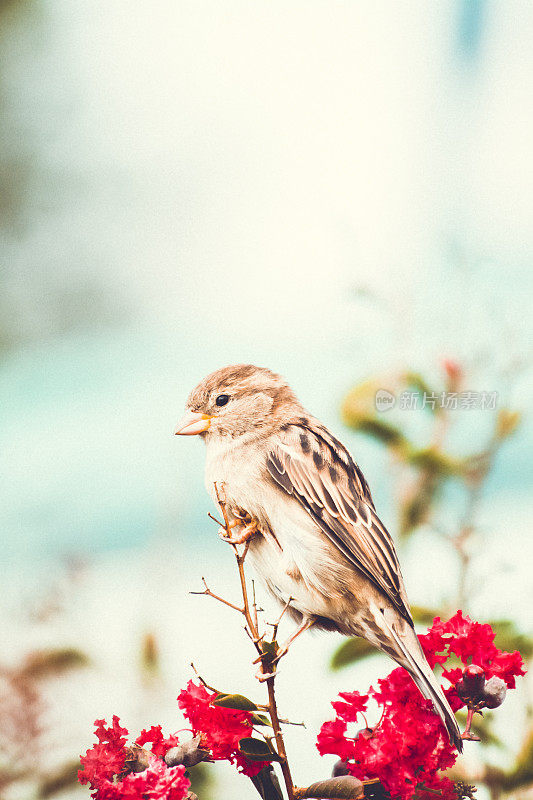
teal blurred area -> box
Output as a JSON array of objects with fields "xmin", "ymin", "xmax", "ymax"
[
  {"xmin": 1, "ymin": 0, "xmax": 532, "ymax": 568},
  {"xmin": 1, "ymin": 2, "xmax": 532, "ymax": 798}
]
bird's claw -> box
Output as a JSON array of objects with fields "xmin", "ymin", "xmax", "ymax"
[
  {"xmin": 255, "ymin": 668, "xmax": 278, "ymax": 682},
  {"xmin": 218, "ymin": 520, "xmax": 259, "ymax": 545},
  {"xmin": 271, "ymin": 646, "xmax": 289, "ymax": 665}
]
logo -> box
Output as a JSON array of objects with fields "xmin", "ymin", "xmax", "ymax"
[{"xmin": 375, "ymin": 389, "xmax": 395, "ymax": 412}]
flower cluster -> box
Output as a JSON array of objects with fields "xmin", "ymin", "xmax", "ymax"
[
  {"xmin": 79, "ymin": 680, "xmax": 269, "ymax": 798},
  {"xmin": 79, "ymin": 717, "xmax": 190, "ymax": 800},
  {"xmin": 178, "ymin": 680, "xmax": 267, "ymax": 776},
  {"xmin": 317, "ymin": 612, "xmax": 525, "ymax": 800},
  {"xmin": 423, "ymin": 611, "xmax": 525, "ymax": 700}
]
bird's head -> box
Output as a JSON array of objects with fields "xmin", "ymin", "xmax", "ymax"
[{"xmin": 174, "ymin": 364, "xmax": 299, "ymax": 439}]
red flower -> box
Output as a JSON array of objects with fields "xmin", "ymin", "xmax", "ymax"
[
  {"xmin": 136, "ymin": 726, "xmax": 181, "ymax": 759},
  {"xmin": 317, "ymin": 612, "xmax": 526, "ymax": 800},
  {"xmin": 92, "ymin": 755, "xmax": 189, "ymax": 800},
  {"xmin": 419, "ymin": 627, "xmax": 449, "ymax": 667},
  {"xmin": 178, "ymin": 680, "xmax": 267, "ymax": 777},
  {"xmin": 79, "ymin": 716, "xmax": 128, "ymax": 787},
  {"xmin": 441, "ymin": 667, "xmax": 463, "ymax": 686},
  {"xmin": 317, "ymin": 718, "xmax": 352, "ymax": 761},
  {"xmin": 332, "ymin": 691, "xmax": 369, "ymax": 722},
  {"xmin": 429, "ymin": 611, "xmax": 525, "ymax": 691},
  {"xmin": 79, "ymin": 718, "xmax": 190, "ymax": 800},
  {"xmin": 488, "ymin": 650, "xmax": 525, "ymax": 689}
]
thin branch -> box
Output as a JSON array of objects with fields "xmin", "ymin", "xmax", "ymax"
[
  {"xmin": 269, "ymin": 596, "xmax": 294, "ymax": 641},
  {"xmin": 279, "ymin": 718, "xmax": 306, "ymax": 728},
  {"xmin": 190, "ymin": 578, "xmax": 244, "ymax": 614},
  {"xmin": 252, "ymin": 580, "xmax": 259, "ymax": 631},
  {"xmin": 189, "ymin": 663, "xmax": 220, "ymax": 695},
  {"xmin": 213, "ymin": 482, "xmax": 231, "ymax": 529},
  {"xmin": 207, "ymin": 512, "xmax": 225, "ymax": 527}
]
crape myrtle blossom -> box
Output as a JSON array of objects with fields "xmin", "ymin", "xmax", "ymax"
[
  {"xmin": 178, "ymin": 680, "xmax": 268, "ymax": 776},
  {"xmin": 317, "ymin": 612, "xmax": 526, "ymax": 800},
  {"xmin": 79, "ymin": 681, "xmax": 267, "ymax": 799},
  {"xmin": 78, "ymin": 718, "xmax": 189, "ymax": 800},
  {"xmin": 79, "ymin": 613, "xmax": 525, "ymax": 800}
]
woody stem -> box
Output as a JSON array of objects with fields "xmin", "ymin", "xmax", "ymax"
[
  {"xmin": 213, "ymin": 484, "xmax": 295, "ymax": 799},
  {"xmin": 266, "ymin": 669, "xmax": 295, "ymax": 799}
]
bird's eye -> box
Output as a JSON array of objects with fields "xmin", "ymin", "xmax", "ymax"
[{"xmin": 215, "ymin": 394, "xmax": 230, "ymax": 407}]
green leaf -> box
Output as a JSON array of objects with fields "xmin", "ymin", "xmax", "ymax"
[
  {"xmin": 38, "ymin": 761, "xmax": 80, "ymax": 798},
  {"xmin": 250, "ymin": 713, "xmax": 272, "ymax": 727},
  {"xmin": 495, "ymin": 409, "xmax": 521, "ymax": 440},
  {"xmin": 330, "ymin": 637, "xmax": 378, "ymax": 670},
  {"xmin": 398, "ymin": 479, "xmax": 439, "ymax": 538},
  {"xmin": 249, "ymin": 765, "xmax": 284, "ymax": 800},
  {"xmin": 346, "ymin": 414, "xmax": 407, "ymax": 448},
  {"xmin": 212, "ymin": 693, "xmax": 258, "ymax": 711},
  {"xmin": 21, "ymin": 648, "xmax": 90, "ymax": 680},
  {"xmin": 238, "ymin": 737, "xmax": 280, "ymax": 761},
  {"xmin": 403, "ymin": 372, "xmax": 439, "ymax": 411},
  {"xmin": 407, "ymin": 447, "xmax": 463, "ymax": 476},
  {"xmin": 260, "ymin": 640, "xmax": 278, "ymax": 658}
]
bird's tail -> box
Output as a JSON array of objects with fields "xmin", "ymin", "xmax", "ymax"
[{"xmin": 378, "ymin": 608, "xmax": 463, "ymax": 752}]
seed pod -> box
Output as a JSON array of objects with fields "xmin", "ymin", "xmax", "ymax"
[
  {"xmin": 119, "ymin": 745, "xmax": 151, "ymax": 778},
  {"xmin": 354, "ymin": 727, "xmax": 374, "ymax": 741},
  {"xmin": 455, "ymin": 679, "xmax": 470, "ymax": 703},
  {"xmin": 164, "ymin": 735, "xmax": 210, "ymax": 768},
  {"xmin": 462, "ymin": 665, "xmax": 485, "ymax": 694},
  {"xmin": 332, "ymin": 760, "xmax": 351, "ymax": 777},
  {"xmin": 481, "ymin": 676, "xmax": 507, "ymax": 709}
]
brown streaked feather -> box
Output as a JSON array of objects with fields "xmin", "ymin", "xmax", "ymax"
[{"xmin": 266, "ymin": 420, "xmax": 413, "ymax": 624}]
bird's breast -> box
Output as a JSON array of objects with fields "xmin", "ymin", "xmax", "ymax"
[
  {"xmin": 204, "ymin": 436, "xmax": 353, "ymax": 618},
  {"xmin": 204, "ymin": 436, "xmax": 266, "ymax": 512}
]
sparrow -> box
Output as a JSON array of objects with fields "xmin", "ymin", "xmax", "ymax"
[{"xmin": 174, "ymin": 364, "xmax": 462, "ymax": 750}]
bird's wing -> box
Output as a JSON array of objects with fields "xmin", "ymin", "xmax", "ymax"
[{"xmin": 266, "ymin": 419, "xmax": 412, "ymax": 623}]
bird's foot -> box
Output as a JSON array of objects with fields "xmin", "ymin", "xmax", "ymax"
[
  {"xmin": 271, "ymin": 645, "xmax": 289, "ymax": 665},
  {"xmin": 255, "ymin": 667, "xmax": 278, "ymax": 682},
  {"xmin": 218, "ymin": 518, "xmax": 260, "ymax": 545},
  {"xmin": 271, "ymin": 618, "xmax": 314, "ymax": 664}
]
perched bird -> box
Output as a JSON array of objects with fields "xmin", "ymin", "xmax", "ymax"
[{"xmin": 174, "ymin": 364, "xmax": 462, "ymax": 750}]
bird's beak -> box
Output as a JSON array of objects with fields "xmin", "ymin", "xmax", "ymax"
[{"xmin": 173, "ymin": 410, "xmax": 212, "ymax": 436}]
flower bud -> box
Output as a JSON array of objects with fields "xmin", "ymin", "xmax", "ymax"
[
  {"xmin": 332, "ymin": 759, "xmax": 350, "ymax": 777},
  {"xmin": 442, "ymin": 358, "xmax": 463, "ymax": 388},
  {"xmin": 120, "ymin": 745, "xmax": 151, "ymax": 778},
  {"xmin": 455, "ymin": 679, "xmax": 470, "ymax": 703},
  {"xmin": 462, "ymin": 665, "xmax": 485, "ymax": 693},
  {"xmin": 481, "ymin": 676, "xmax": 507, "ymax": 709},
  {"xmin": 354, "ymin": 727, "xmax": 374, "ymax": 741},
  {"xmin": 165, "ymin": 735, "xmax": 210, "ymax": 768}
]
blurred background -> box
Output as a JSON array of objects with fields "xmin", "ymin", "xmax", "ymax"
[{"xmin": 1, "ymin": 1, "xmax": 532, "ymax": 798}]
